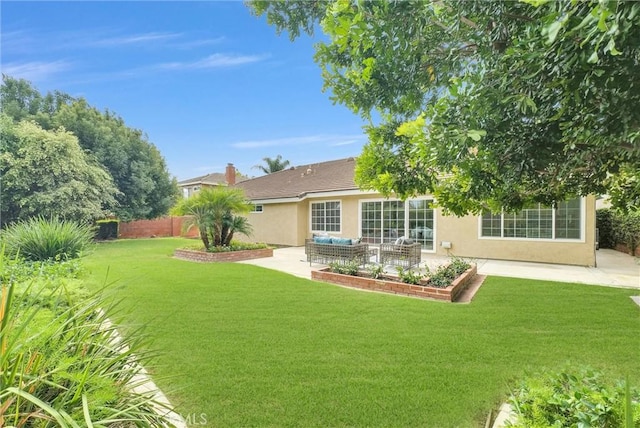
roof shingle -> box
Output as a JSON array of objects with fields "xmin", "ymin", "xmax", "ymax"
[{"xmin": 234, "ymin": 158, "xmax": 358, "ymax": 200}]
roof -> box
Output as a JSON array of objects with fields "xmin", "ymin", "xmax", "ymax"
[
  {"xmin": 178, "ymin": 172, "xmax": 248, "ymax": 187},
  {"xmin": 234, "ymin": 158, "xmax": 359, "ymax": 201}
]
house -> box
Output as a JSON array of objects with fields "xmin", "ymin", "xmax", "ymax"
[
  {"xmin": 177, "ymin": 163, "xmax": 247, "ymax": 198},
  {"xmin": 233, "ymin": 157, "xmax": 597, "ymax": 266}
]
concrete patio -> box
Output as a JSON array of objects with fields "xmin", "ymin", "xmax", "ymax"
[{"xmin": 241, "ymin": 247, "xmax": 639, "ymax": 289}]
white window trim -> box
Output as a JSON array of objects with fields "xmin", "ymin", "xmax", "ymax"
[
  {"xmin": 477, "ymin": 197, "xmax": 586, "ymax": 243},
  {"xmin": 357, "ymin": 197, "xmax": 437, "ymax": 253},
  {"xmin": 250, "ymin": 204, "xmax": 264, "ymax": 213},
  {"xmin": 309, "ymin": 200, "xmax": 342, "ymax": 234}
]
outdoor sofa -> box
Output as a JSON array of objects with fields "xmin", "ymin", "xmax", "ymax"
[{"xmin": 305, "ymin": 237, "xmax": 370, "ymax": 266}]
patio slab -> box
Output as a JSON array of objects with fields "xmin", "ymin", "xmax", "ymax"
[{"xmin": 240, "ymin": 247, "xmax": 639, "ymax": 289}]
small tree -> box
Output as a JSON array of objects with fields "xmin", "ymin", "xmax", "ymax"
[{"xmin": 171, "ymin": 187, "xmax": 253, "ymax": 250}]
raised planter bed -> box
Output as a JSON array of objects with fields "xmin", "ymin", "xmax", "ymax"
[
  {"xmin": 174, "ymin": 247, "xmax": 273, "ymax": 263},
  {"xmin": 311, "ymin": 264, "xmax": 477, "ymax": 302}
]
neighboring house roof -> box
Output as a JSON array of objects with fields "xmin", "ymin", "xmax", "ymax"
[
  {"xmin": 234, "ymin": 157, "xmax": 359, "ymax": 201},
  {"xmin": 178, "ymin": 172, "xmax": 229, "ymax": 187}
]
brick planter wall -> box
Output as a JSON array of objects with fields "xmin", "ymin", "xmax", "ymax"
[
  {"xmin": 174, "ymin": 247, "xmax": 273, "ymax": 263},
  {"xmin": 312, "ymin": 264, "xmax": 477, "ymax": 302},
  {"xmin": 614, "ymin": 243, "xmax": 640, "ymax": 257}
]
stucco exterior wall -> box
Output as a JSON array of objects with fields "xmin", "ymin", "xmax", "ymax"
[
  {"xmin": 244, "ymin": 194, "xmax": 597, "ymax": 266},
  {"xmin": 434, "ymin": 195, "xmax": 596, "ymax": 266},
  {"xmin": 242, "ymin": 202, "xmax": 301, "ymax": 246}
]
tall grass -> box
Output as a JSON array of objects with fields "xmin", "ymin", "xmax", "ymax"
[
  {"xmin": 0, "ymin": 251, "xmax": 178, "ymax": 427},
  {"xmin": 1, "ymin": 217, "xmax": 94, "ymax": 261}
]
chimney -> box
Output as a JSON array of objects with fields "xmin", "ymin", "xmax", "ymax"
[{"xmin": 225, "ymin": 163, "xmax": 236, "ymax": 186}]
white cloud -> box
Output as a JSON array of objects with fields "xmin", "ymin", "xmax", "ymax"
[
  {"xmin": 231, "ymin": 134, "xmax": 366, "ymax": 149},
  {"xmin": 1, "ymin": 60, "xmax": 72, "ymax": 82},
  {"xmin": 89, "ymin": 32, "xmax": 182, "ymax": 47},
  {"xmin": 157, "ymin": 53, "xmax": 268, "ymax": 71}
]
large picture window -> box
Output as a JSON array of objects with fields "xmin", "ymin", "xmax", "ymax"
[
  {"xmin": 360, "ymin": 199, "xmax": 434, "ymax": 250},
  {"xmin": 481, "ymin": 199, "xmax": 582, "ymax": 240},
  {"xmin": 311, "ymin": 201, "xmax": 341, "ymax": 232}
]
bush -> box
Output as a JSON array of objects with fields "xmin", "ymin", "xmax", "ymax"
[
  {"xmin": 95, "ymin": 219, "xmax": 119, "ymax": 240},
  {"xmin": 507, "ymin": 368, "xmax": 640, "ymax": 427},
  {"xmin": 597, "ymin": 208, "xmax": 640, "ymax": 254},
  {"xmin": 0, "ymin": 260, "xmax": 175, "ymax": 426},
  {"xmin": 596, "ymin": 208, "xmax": 617, "ymax": 248},
  {"xmin": 329, "ymin": 260, "xmax": 360, "ymax": 276},
  {"xmin": 1, "ymin": 217, "xmax": 94, "ymax": 261},
  {"xmin": 395, "ymin": 267, "xmax": 424, "ymax": 284}
]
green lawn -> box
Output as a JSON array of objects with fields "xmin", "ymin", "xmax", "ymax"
[{"xmin": 83, "ymin": 238, "xmax": 640, "ymax": 427}]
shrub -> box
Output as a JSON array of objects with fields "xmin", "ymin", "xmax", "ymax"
[
  {"xmin": 596, "ymin": 208, "xmax": 617, "ymax": 249},
  {"xmin": 367, "ymin": 264, "xmax": 385, "ymax": 279},
  {"xmin": 396, "ymin": 267, "xmax": 423, "ymax": 284},
  {"xmin": 2, "ymin": 217, "xmax": 94, "ymax": 261},
  {"xmin": 449, "ymin": 256, "xmax": 471, "ymax": 276},
  {"xmin": 507, "ymin": 368, "xmax": 640, "ymax": 427},
  {"xmin": 329, "ymin": 260, "xmax": 360, "ymax": 276},
  {"xmin": 0, "ymin": 266, "xmax": 175, "ymax": 426},
  {"xmin": 428, "ymin": 265, "xmax": 456, "ymax": 288},
  {"xmin": 95, "ymin": 218, "xmax": 119, "ymax": 240}
]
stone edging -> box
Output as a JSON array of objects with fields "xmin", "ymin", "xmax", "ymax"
[
  {"xmin": 311, "ymin": 264, "xmax": 477, "ymax": 302},
  {"xmin": 174, "ymin": 247, "xmax": 273, "ymax": 263}
]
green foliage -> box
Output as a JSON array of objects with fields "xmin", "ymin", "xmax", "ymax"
[
  {"xmin": 395, "ymin": 267, "xmax": 424, "ymax": 285},
  {"xmin": 427, "ymin": 259, "xmax": 470, "ymax": 288},
  {"xmin": 0, "ymin": 115, "xmax": 119, "ymax": 225},
  {"xmin": 596, "ymin": 208, "xmax": 617, "ymax": 249},
  {"xmin": 597, "ymin": 208, "xmax": 640, "ymax": 254},
  {"xmin": 1, "ymin": 217, "xmax": 94, "ymax": 262},
  {"xmin": 95, "ymin": 219, "xmax": 119, "ymax": 240},
  {"xmin": 1, "ymin": 76, "xmax": 179, "ymax": 221},
  {"xmin": 329, "ymin": 259, "xmax": 360, "ymax": 276},
  {"xmin": 171, "ymin": 186, "xmax": 253, "ymax": 250},
  {"xmin": 0, "ymin": 283, "xmax": 175, "ymax": 426},
  {"xmin": 252, "ymin": 154, "xmax": 291, "ymax": 174},
  {"xmin": 205, "ymin": 241, "xmax": 268, "ymax": 253},
  {"xmin": 250, "ymin": 1, "xmax": 640, "ymax": 214},
  {"xmin": 508, "ymin": 368, "xmax": 640, "ymax": 427},
  {"xmin": 366, "ymin": 263, "xmax": 385, "ymax": 279}
]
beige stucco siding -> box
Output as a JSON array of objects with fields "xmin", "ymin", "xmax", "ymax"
[
  {"xmin": 434, "ymin": 195, "xmax": 596, "ymax": 266},
  {"xmin": 242, "ymin": 202, "xmax": 300, "ymax": 246}
]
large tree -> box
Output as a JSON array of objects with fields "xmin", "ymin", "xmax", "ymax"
[
  {"xmin": 0, "ymin": 75, "xmax": 179, "ymax": 221},
  {"xmin": 0, "ymin": 115, "xmax": 119, "ymax": 225},
  {"xmin": 249, "ymin": 0, "xmax": 640, "ymax": 214}
]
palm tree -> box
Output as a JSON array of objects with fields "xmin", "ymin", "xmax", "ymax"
[
  {"xmin": 252, "ymin": 155, "xmax": 290, "ymax": 174},
  {"xmin": 171, "ymin": 186, "xmax": 252, "ymax": 250}
]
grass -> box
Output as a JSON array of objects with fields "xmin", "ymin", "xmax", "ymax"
[{"xmin": 83, "ymin": 238, "xmax": 640, "ymax": 427}]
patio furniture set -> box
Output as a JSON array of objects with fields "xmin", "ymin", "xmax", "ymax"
[{"xmin": 305, "ymin": 237, "xmax": 421, "ymax": 268}]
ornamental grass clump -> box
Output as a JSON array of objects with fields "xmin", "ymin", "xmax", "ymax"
[
  {"xmin": 1, "ymin": 216, "xmax": 94, "ymax": 261},
  {"xmin": 0, "ymin": 251, "xmax": 176, "ymax": 427}
]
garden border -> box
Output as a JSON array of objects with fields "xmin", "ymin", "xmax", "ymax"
[{"xmin": 311, "ymin": 264, "xmax": 477, "ymax": 302}]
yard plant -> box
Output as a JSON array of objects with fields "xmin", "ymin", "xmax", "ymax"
[
  {"xmin": 171, "ymin": 186, "xmax": 253, "ymax": 250},
  {"xmin": 83, "ymin": 238, "xmax": 640, "ymax": 427}
]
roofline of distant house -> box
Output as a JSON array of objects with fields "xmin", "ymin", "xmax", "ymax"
[{"xmin": 248, "ymin": 188, "xmax": 379, "ymax": 204}]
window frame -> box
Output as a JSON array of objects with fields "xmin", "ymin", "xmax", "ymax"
[
  {"xmin": 478, "ymin": 198, "xmax": 586, "ymax": 242},
  {"xmin": 250, "ymin": 204, "xmax": 264, "ymax": 213},
  {"xmin": 309, "ymin": 200, "xmax": 342, "ymax": 233}
]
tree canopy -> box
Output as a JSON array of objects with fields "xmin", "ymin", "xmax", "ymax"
[
  {"xmin": 1, "ymin": 75, "xmax": 179, "ymax": 222},
  {"xmin": 253, "ymin": 155, "xmax": 291, "ymax": 174},
  {"xmin": 0, "ymin": 115, "xmax": 119, "ymax": 225},
  {"xmin": 249, "ymin": 0, "xmax": 640, "ymax": 214}
]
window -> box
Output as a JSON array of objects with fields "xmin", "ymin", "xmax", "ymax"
[
  {"xmin": 480, "ymin": 198, "xmax": 582, "ymax": 240},
  {"xmin": 360, "ymin": 198, "xmax": 434, "ymax": 250},
  {"xmin": 311, "ymin": 201, "xmax": 341, "ymax": 232},
  {"xmin": 251, "ymin": 204, "xmax": 263, "ymax": 213}
]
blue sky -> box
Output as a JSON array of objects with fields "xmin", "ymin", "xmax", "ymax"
[{"xmin": 1, "ymin": 1, "xmax": 368, "ymax": 180}]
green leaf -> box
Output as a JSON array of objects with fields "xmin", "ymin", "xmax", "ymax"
[{"xmin": 467, "ymin": 130, "xmax": 486, "ymax": 142}]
